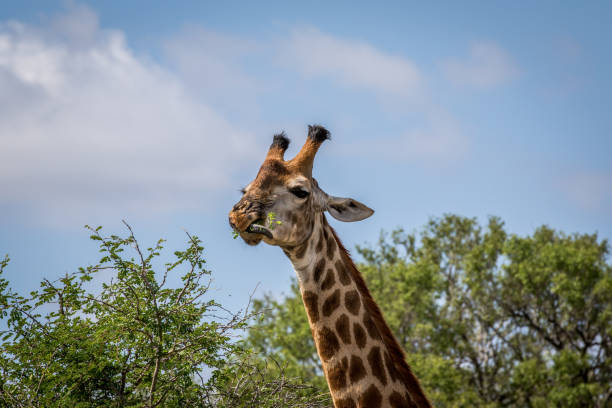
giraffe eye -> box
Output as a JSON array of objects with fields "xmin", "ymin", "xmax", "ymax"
[{"xmin": 290, "ymin": 188, "xmax": 310, "ymax": 199}]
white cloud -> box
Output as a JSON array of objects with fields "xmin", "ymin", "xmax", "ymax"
[
  {"xmin": 443, "ymin": 42, "xmax": 519, "ymax": 88},
  {"xmin": 281, "ymin": 27, "xmax": 422, "ymax": 97},
  {"xmin": 397, "ymin": 114, "xmax": 467, "ymax": 162},
  {"xmin": 558, "ymin": 171, "xmax": 612, "ymax": 212},
  {"xmin": 279, "ymin": 27, "xmax": 466, "ymax": 162},
  {"xmin": 0, "ymin": 6, "xmax": 256, "ymax": 223},
  {"xmin": 162, "ymin": 26, "xmax": 260, "ymax": 117},
  {"xmin": 341, "ymin": 110, "xmax": 467, "ymax": 165},
  {"xmin": 163, "ymin": 25, "xmax": 465, "ymax": 163},
  {"xmin": 0, "ymin": 10, "xmax": 476, "ymax": 226}
]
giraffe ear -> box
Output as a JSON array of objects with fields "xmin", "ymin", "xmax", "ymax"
[{"xmin": 326, "ymin": 196, "xmax": 374, "ymax": 222}]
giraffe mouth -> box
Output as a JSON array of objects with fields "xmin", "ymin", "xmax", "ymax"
[{"xmin": 247, "ymin": 222, "xmax": 273, "ymax": 239}]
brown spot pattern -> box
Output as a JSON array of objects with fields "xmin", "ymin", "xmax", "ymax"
[
  {"xmin": 322, "ymin": 289, "xmax": 341, "ymax": 317},
  {"xmin": 313, "ymin": 258, "xmax": 325, "ymax": 282},
  {"xmin": 353, "ymin": 323, "xmax": 367, "ymax": 349},
  {"xmin": 321, "ymin": 269, "xmax": 335, "ymax": 291},
  {"xmin": 348, "ymin": 354, "xmax": 366, "ymax": 383},
  {"xmin": 406, "ymin": 392, "xmax": 418, "ymax": 408},
  {"xmin": 335, "ymin": 260, "xmax": 352, "ymax": 285},
  {"xmin": 345, "ymin": 290, "xmax": 361, "ymax": 316},
  {"xmin": 358, "ymin": 384, "xmax": 382, "ymax": 408},
  {"xmin": 317, "ymin": 326, "xmax": 340, "ymax": 362},
  {"xmin": 389, "ymin": 391, "xmax": 413, "ymax": 408},
  {"xmin": 316, "ymin": 230, "xmax": 324, "ymax": 252},
  {"xmin": 384, "ymin": 351, "xmax": 397, "ymax": 382},
  {"xmin": 327, "ymin": 356, "xmax": 348, "ymax": 391},
  {"xmin": 302, "ymin": 291, "xmax": 319, "ymax": 323},
  {"xmin": 335, "ymin": 314, "xmax": 351, "ymax": 344},
  {"xmin": 367, "ymin": 346, "xmax": 387, "ymax": 386},
  {"xmin": 334, "ymin": 397, "xmax": 356, "ymax": 408},
  {"xmin": 294, "ymin": 241, "xmax": 308, "ymax": 259},
  {"xmin": 327, "ymin": 236, "xmax": 337, "ymax": 259},
  {"xmin": 363, "ymin": 313, "xmax": 380, "ymax": 339}
]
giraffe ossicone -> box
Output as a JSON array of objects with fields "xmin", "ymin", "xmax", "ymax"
[{"xmin": 229, "ymin": 125, "xmax": 431, "ymax": 408}]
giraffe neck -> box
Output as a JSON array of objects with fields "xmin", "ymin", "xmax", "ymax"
[{"xmin": 284, "ymin": 214, "xmax": 430, "ymax": 408}]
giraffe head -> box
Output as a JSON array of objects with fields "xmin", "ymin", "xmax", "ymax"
[{"xmin": 229, "ymin": 125, "xmax": 374, "ymax": 247}]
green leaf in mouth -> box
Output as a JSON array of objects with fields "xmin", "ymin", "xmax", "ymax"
[
  {"xmin": 231, "ymin": 212, "xmax": 282, "ymax": 239},
  {"xmin": 267, "ymin": 212, "xmax": 282, "ymax": 230}
]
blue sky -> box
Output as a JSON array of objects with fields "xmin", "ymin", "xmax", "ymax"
[{"xmin": 0, "ymin": 1, "xmax": 611, "ymax": 313}]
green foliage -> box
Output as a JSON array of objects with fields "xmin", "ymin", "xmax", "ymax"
[
  {"xmin": 245, "ymin": 283, "xmax": 330, "ymax": 400},
  {"xmin": 245, "ymin": 215, "xmax": 612, "ymax": 407},
  {"xmin": 0, "ymin": 224, "xmax": 324, "ymax": 408},
  {"xmin": 266, "ymin": 212, "xmax": 282, "ymax": 230},
  {"xmin": 209, "ymin": 354, "xmax": 329, "ymax": 408}
]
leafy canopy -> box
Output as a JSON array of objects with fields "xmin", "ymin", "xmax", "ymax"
[{"xmin": 0, "ymin": 224, "xmax": 327, "ymax": 408}]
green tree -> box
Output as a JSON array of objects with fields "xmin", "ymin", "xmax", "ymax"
[
  {"xmin": 246, "ymin": 283, "xmax": 330, "ymax": 398},
  {"xmin": 0, "ymin": 224, "xmax": 328, "ymax": 408},
  {"xmin": 245, "ymin": 215, "xmax": 612, "ymax": 407}
]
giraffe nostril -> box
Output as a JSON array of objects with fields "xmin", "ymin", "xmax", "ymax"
[{"xmin": 229, "ymin": 218, "xmax": 237, "ymax": 231}]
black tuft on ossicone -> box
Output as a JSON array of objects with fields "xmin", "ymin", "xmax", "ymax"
[
  {"xmin": 308, "ymin": 125, "xmax": 331, "ymax": 143},
  {"xmin": 271, "ymin": 132, "xmax": 290, "ymax": 151}
]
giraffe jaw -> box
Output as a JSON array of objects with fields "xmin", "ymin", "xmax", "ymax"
[
  {"xmin": 236, "ymin": 220, "xmax": 274, "ymax": 245},
  {"xmin": 242, "ymin": 235, "xmax": 263, "ymax": 246}
]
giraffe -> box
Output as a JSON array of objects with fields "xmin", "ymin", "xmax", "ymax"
[{"xmin": 228, "ymin": 125, "xmax": 431, "ymax": 408}]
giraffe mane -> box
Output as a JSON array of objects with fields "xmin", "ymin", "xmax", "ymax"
[{"xmin": 328, "ymin": 224, "xmax": 431, "ymax": 407}]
